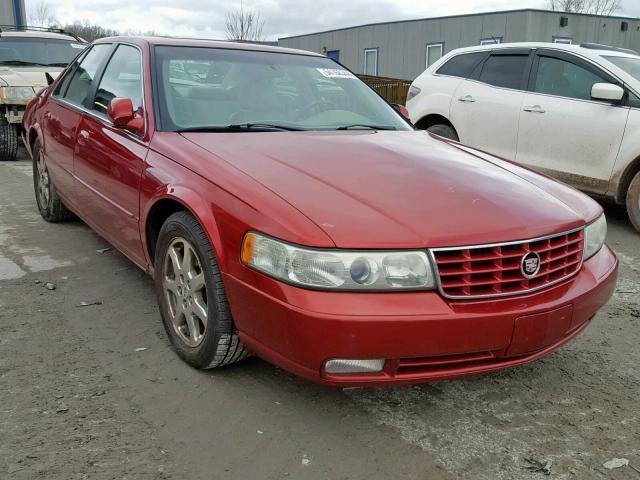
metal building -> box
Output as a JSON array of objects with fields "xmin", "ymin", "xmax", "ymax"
[
  {"xmin": 0, "ymin": 0, "xmax": 26, "ymax": 27},
  {"xmin": 279, "ymin": 9, "xmax": 640, "ymax": 80}
]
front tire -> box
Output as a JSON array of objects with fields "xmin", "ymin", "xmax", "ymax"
[
  {"xmin": 626, "ymin": 171, "xmax": 640, "ymax": 233},
  {"xmin": 154, "ymin": 211, "xmax": 249, "ymax": 369},
  {"xmin": 426, "ymin": 124, "xmax": 459, "ymax": 141},
  {"xmin": 32, "ymin": 140, "xmax": 74, "ymax": 222},
  {"xmin": 0, "ymin": 118, "xmax": 18, "ymax": 162}
]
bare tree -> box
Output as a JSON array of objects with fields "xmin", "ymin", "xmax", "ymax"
[
  {"xmin": 548, "ymin": 0, "xmax": 622, "ymax": 15},
  {"xmin": 28, "ymin": 1, "xmax": 59, "ymax": 27},
  {"xmin": 62, "ymin": 20, "xmax": 119, "ymax": 42},
  {"xmin": 225, "ymin": 1, "xmax": 265, "ymax": 41}
]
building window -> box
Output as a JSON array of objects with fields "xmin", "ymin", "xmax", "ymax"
[
  {"xmin": 426, "ymin": 42, "xmax": 444, "ymax": 68},
  {"xmin": 480, "ymin": 37, "xmax": 503, "ymax": 45},
  {"xmin": 327, "ymin": 50, "xmax": 340, "ymax": 62},
  {"xmin": 553, "ymin": 36, "xmax": 573, "ymax": 44},
  {"xmin": 364, "ymin": 48, "xmax": 378, "ymax": 76}
]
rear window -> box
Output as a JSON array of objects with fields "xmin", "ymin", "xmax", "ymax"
[
  {"xmin": 436, "ymin": 52, "xmax": 486, "ymax": 78},
  {"xmin": 478, "ymin": 54, "xmax": 528, "ymax": 90}
]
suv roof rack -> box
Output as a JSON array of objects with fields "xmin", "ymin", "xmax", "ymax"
[
  {"xmin": 580, "ymin": 43, "xmax": 639, "ymax": 56},
  {"xmin": 0, "ymin": 25, "xmax": 84, "ymax": 43}
]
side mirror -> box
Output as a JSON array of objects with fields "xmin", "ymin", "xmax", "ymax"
[
  {"xmin": 591, "ymin": 83, "xmax": 624, "ymax": 102},
  {"xmin": 391, "ymin": 103, "xmax": 410, "ymax": 119},
  {"xmin": 108, "ymin": 97, "xmax": 144, "ymax": 135}
]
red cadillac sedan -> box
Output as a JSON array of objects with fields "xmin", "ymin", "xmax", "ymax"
[{"xmin": 22, "ymin": 37, "xmax": 618, "ymax": 386}]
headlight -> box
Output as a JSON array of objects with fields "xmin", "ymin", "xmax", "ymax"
[
  {"xmin": 0, "ymin": 86, "xmax": 36, "ymax": 101},
  {"xmin": 241, "ymin": 232, "xmax": 436, "ymax": 291},
  {"xmin": 583, "ymin": 214, "xmax": 607, "ymax": 260},
  {"xmin": 406, "ymin": 85, "xmax": 421, "ymax": 102}
]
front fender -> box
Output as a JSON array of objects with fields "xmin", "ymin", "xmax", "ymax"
[{"xmin": 140, "ymin": 179, "xmax": 225, "ymax": 274}]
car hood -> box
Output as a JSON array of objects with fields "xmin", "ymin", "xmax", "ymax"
[
  {"xmin": 0, "ymin": 66, "xmax": 62, "ymax": 88},
  {"xmin": 182, "ymin": 130, "xmax": 600, "ymax": 248}
]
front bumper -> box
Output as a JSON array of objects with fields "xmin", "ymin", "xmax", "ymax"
[
  {"xmin": 224, "ymin": 246, "xmax": 618, "ymax": 387},
  {"xmin": 1, "ymin": 103, "xmax": 26, "ymax": 124}
]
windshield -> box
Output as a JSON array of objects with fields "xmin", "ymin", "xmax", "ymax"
[
  {"xmin": 154, "ymin": 46, "xmax": 411, "ymax": 132},
  {"xmin": 0, "ymin": 37, "xmax": 87, "ymax": 67},
  {"xmin": 603, "ymin": 55, "xmax": 640, "ymax": 82}
]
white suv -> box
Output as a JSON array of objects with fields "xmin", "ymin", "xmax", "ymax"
[
  {"xmin": 0, "ymin": 26, "xmax": 87, "ymax": 161},
  {"xmin": 406, "ymin": 42, "xmax": 640, "ymax": 232}
]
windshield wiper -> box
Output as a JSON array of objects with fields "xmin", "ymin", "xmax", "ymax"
[
  {"xmin": 178, "ymin": 123, "xmax": 304, "ymax": 132},
  {"xmin": 336, "ymin": 124, "xmax": 397, "ymax": 131},
  {"xmin": 0, "ymin": 60, "xmax": 49, "ymax": 66},
  {"xmin": 46, "ymin": 62, "xmax": 69, "ymax": 67}
]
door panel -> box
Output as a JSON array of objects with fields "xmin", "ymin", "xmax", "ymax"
[
  {"xmin": 515, "ymin": 53, "xmax": 630, "ymax": 193},
  {"xmin": 450, "ymin": 80, "xmax": 524, "ymax": 160},
  {"xmin": 74, "ymin": 115, "xmax": 147, "ymax": 265},
  {"xmin": 516, "ymin": 94, "xmax": 628, "ymax": 192},
  {"xmin": 41, "ymin": 100, "xmax": 82, "ymax": 206},
  {"xmin": 72, "ymin": 44, "xmax": 148, "ymax": 266}
]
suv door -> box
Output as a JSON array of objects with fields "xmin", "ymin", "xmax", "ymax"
[
  {"xmin": 515, "ymin": 50, "xmax": 630, "ymax": 194},
  {"xmin": 73, "ymin": 43, "xmax": 148, "ymax": 266},
  {"xmin": 449, "ymin": 49, "xmax": 532, "ymax": 159},
  {"xmin": 44, "ymin": 44, "xmax": 111, "ymax": 206}
]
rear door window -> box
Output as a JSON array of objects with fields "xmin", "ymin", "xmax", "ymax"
[
  {"xmin": 436, "ymin": 52, "xmax": 486, "ymax": 78},
  {"xmin": 63, "ymin": 44, "xmax": 111, "ymax": 107},
  {"xmin": 534, "ymin": 55, "xmax": 607, "ymax": 101},
  {"xmin": 478, "ymin": 54, "xmax": 529, "ymax": 90},
  {"xmin": 92, "ymin": 45, "xmax": 143, "ymax": 115}
]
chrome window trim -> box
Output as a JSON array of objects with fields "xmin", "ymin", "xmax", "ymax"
[
  {"xmin": 52, "ymin": 41, "xmax": 148, "ymax": 141},
  {"xmin": 428, "ymin": 226, "xmax": 586, "ymax": 300}
]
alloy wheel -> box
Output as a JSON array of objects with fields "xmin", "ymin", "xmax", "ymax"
[
  {"xmin": 36, "ymin": 152, "xmax": 51, "ymax": 209},
  {"xmin": 163, "ymin": 237, "xmax": 208, "ymax": 347}
]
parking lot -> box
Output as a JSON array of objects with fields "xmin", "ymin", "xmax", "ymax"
[{"xmin": 0, "ymin": 147, "xmax": 639, "ymax": 480}]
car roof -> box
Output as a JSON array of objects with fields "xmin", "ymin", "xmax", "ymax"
[
  {"xmin": 0, "ymin": 30, "xmax": 81, "ymax": 41},
  {"xmin": 96, "ymin": 36, "xmax": 322, "ymax": 57},
  {"xmin": 448, "ymin": 42, "xmax": 640, "ymax": 59}
]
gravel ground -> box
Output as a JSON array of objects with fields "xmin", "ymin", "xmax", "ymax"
[{"xmin": 1, "ymin": 148, "xmax": 639, "ymax": 480}]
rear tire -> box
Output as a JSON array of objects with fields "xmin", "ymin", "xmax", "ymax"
[
  {"xmin": 0, "ymin": 118, "xmax": 18, "ymax": 162},
  {"xmin": 626, "ymin": 171, "xmax": 640, "ymax": 233},
  {"xmin": 426, "ymin": 124, "xmax": 459, "ymax": 141},
  {"xmin": 154, "ymin": 211, "xmax": 249, "ymax": 369},
  {"xmin": 32, "ymin": 140, "xmax": 75, "ymax": 222}
]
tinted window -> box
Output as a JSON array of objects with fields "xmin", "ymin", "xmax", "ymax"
[
  {"xmin": 63, "ymin": 44, "xmax": 111, "ymax": 106},
  {"xmin": 54, "ymin": 49, "xmax": 90, "ymax": 96},
  {"xmin": 93, "ymin": 45, "xmax": 143, "ymax": 115},
  {"xmin": 436, "ymin": 52, "xmax": 486, "ymax": 78},
  {"xmin": 479, "ymin": 54, "xmax": 529, "ymax": 89},
  {"xmin": 0, "ymin": 37, "xmax": 86, "ymax": 67},
  {"xmin": 535, "ymin": 56, "xmax": 605, "ymax": 101}
]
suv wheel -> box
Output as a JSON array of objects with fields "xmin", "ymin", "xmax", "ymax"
[
  {"xmin": 155, "ymin": 211, "xmax": 249, "ymax": 369},
  {"xmin": 426, "ymin": 124, "xmax": 459, "ymax": 141},
  {"xmin": 626, "ymin": 170, "xmax": 640, "ymax": 233},
  {"xmin": 0, "ymin": 118, "xmax": 18, "ymax": 161}
]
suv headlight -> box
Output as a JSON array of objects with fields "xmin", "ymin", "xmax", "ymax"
[
  {"xmin": 583, "ymin": 214, "xmax": 607, "ymax": 260},
  {"xmin": 241, "ymin": 232, "xmax": 435, "ymax": 291},
  {"xmin": 0, "ymin": 86, "xmax": 36, "ymax": 101}
]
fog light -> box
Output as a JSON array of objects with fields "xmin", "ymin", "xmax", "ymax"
[{"xmin": 324, "ymin": 358, "xmax": 385, "ymax": 374}]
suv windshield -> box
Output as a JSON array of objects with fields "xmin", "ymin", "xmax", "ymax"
[
  {"xmin": 154, "ymin": 46, "xmax": 411, "ymax": 132},
  {"xmin": 603, "ymin": 55, "xmax": 640, "ymax": 82},
  {"xmin": 0, "ymin": 37, "xmax": 86, "ymax": 67}
]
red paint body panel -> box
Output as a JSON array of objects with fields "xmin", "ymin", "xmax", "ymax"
[{"xmin": 22, "ymin": 36, "xmax": 619, "ymax": 387}]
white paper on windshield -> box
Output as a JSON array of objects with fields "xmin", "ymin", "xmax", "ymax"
[
  {"xmin": 316, "ymin": 68, "xmax": 357, "ymax": 79},
  {"xmin": 70, "ymin": 43, "xmax": 86, "ymax": 49}
]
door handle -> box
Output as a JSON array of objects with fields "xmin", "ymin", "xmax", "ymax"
[
  {"xmin": 523, "ymin": 105, "xmax": 546, "ymax": 113},
  {"xmin": 458, "ymin": 95, "xmax": 476, "ymax": 103},
  {"xmin": 77, "ymin": 130, "xmax": 90, "ymax": 146}
]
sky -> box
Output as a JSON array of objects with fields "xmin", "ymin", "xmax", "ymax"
[{"xmin": 30, "ymin": 0, "xmax": 640, "ymax": 40}]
